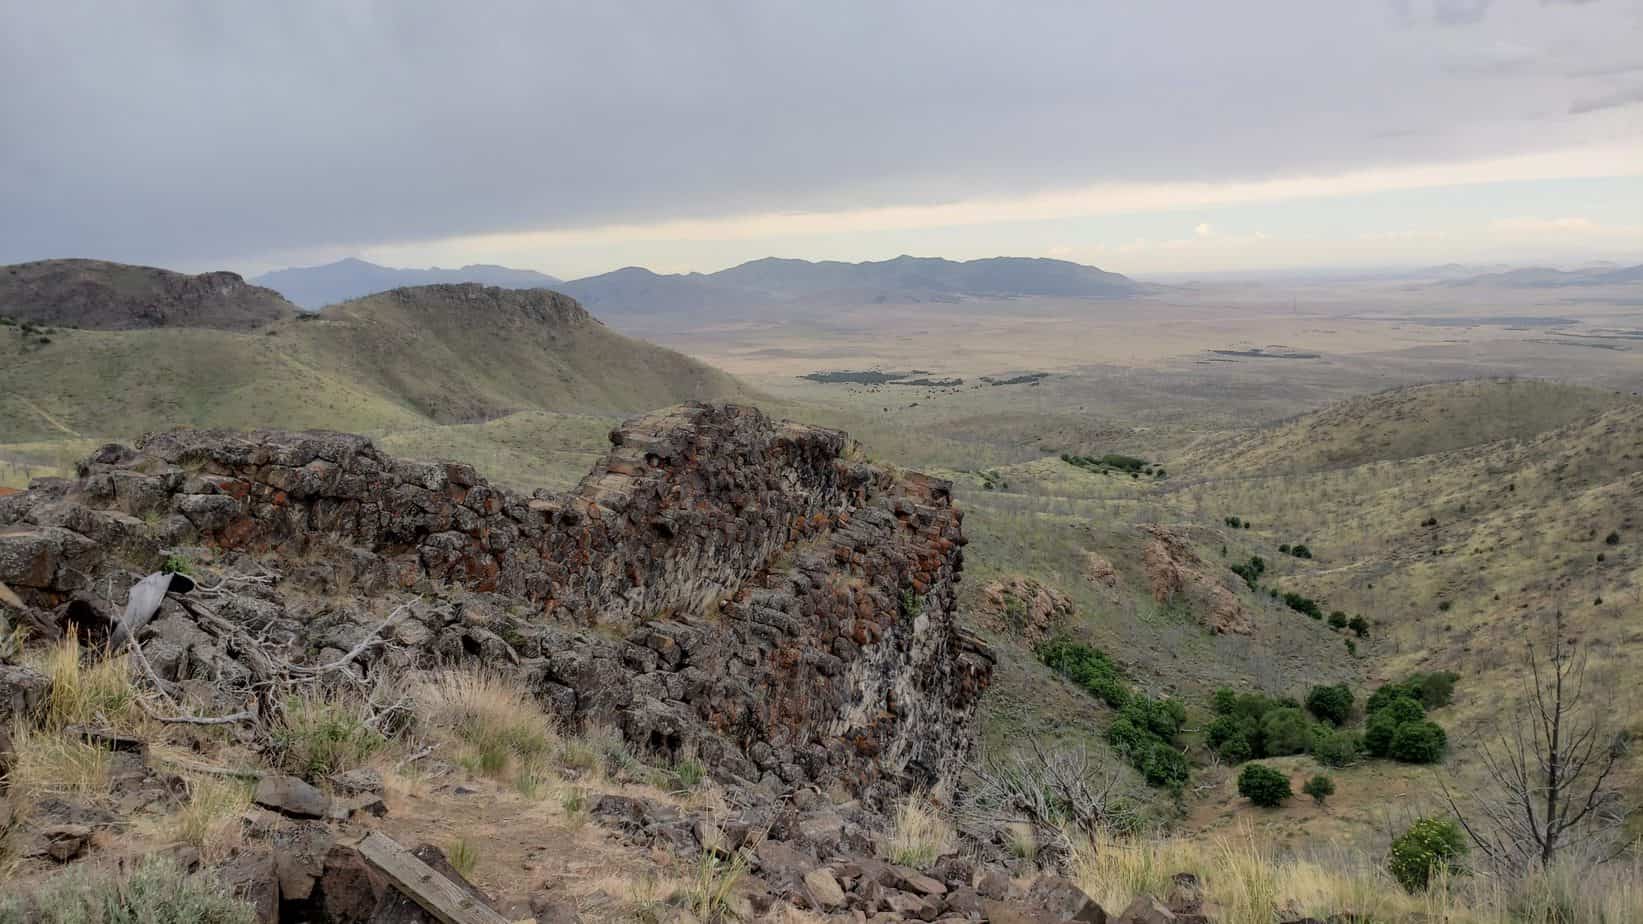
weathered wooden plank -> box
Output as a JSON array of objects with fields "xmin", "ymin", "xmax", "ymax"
[{"xmin": 357, "ymin": 830, "xmax": 511, "ymax": 924}]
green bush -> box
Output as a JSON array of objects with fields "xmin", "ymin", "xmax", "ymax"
[
  {"xmin": 1229, "ymin": 556, "xmax": 1266, "ymax": 590},
  {"xmin": 1411, "ymin": 671, "xmax": 1459, "ymax": 709},
  {"xmin": 1237, "ymin": 763, "xmax": 1291, "ymax": 807},
  {"xmin": 1039, "ymin": 638, "xmax": 1130, "ymax": 709},
  {"xmin": 1259, "ymin": 707, "xmax": 1317, "ymax": 756},
  {"xmin": 1140, "ymin": 741, "xmax": 1190, "ymax": 788},
  {"xmin": 1118, "ymin": 696, "xmax": 1186, "ymax": 740},
  {"xmin": 1328, "ymin": 610, "xmax": 1349, "ymax": 629},
  {"xmin": 1363, "ymin": 711, "xmax": 1400, "ymax": 759},
  {"xmin": 1310, "ymin": 729, "xmax": 1360, "ymax": 768},
  {"xmin": 1387, "ymin": 817, "xmax": 1467, "ymax": 893},
  {"xmin": 1217, "ymin": 731, "xmax": 1254, "ymax": 764},
  {"xmin": 1604, "ymin": 530, "xmax": 1620, "ymax": 545},
  {"xmin": 1281, "ymin": 591, "xmax": 1324, "ymax": 620},
  {"xmin": 1305, "ymin": 684, "xmax": 1353, "ymax": 726},
  {"xmin": 1212, "ymin": 688, "xmax": 1239, "ymax": 715},
  {"xmin": 1369, "ymin": 672, "xmax": 1458, "ymax": 712},
  {"xmin": 1390, "ymin": 720, "xmax": 1447, "ymax": 764},
  {"xmin": 1348, "ymin": 615, "xmax": 1370, "ymax": 638},
  {"xmin": 1302, "ymin": 774, "xmax": 1335, "ymax": 805},
  {"xmin": 1042, "ymin": 638, "xmax": 1188, "ymax": 789},
  {"xmin": 1290, "ymin": 544, "xmax": 1313, "ymax": 559}
]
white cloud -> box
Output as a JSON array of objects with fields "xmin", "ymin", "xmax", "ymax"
[{"xmin": 1195, "ymin": 223, "xmax": 1214, "ymax": 237}]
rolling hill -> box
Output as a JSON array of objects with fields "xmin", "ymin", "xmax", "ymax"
[
  {"xmin": 0, "ymin": 280, "xmax": 752, "ymax": 445},
  {"xmin": 252, "ymin": 257, "xmax": 563, "ymax": 309},
  {"xmin": 0, "ymin": 258, "xmax": 296, "ymax": 330}
]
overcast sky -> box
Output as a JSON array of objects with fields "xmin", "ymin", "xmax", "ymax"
[{"xmin": 3, "ymin": 0, "xmax": 1640, "ymax": 278}]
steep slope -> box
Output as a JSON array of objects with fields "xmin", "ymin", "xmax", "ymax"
[
  {"xmin": 0, "ymin": 258, "xmax": 296, "ymax": 330},
  {"xmin": 253, "ymin": 257, "xmax": 562, "ymax": 308},
  {"xmin": 0, "ymin": 283, "xmax": 752, "ymax": 442}
]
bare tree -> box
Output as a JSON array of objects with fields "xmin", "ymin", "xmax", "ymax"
[
  {"xmin": 1441, "ymin": 610, "xmax": 1633, "ymax": 873},
  {"xmin": 960, "ymin": 736, "xmax": 1139, "ymax": 860}
]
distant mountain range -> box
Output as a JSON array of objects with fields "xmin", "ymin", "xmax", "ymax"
[
  {"xmin": 253, "ymin": 258, "xmax": 562, "ymax": 309},
  {"xmin": 1444, "ymin": 263, "xmax": 1643, "ymax": 288},
  {"xmin": 254, "ymin": 254, "xmax": 1144, "ymax": 315}
]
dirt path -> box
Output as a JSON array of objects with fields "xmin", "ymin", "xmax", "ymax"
[{"xmin": 15, "ymin": 395, "xmax": 81, "ymax": 437}]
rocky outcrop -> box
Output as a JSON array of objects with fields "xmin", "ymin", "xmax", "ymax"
[
  {"xmin": 977, "ymin": 577, "xmax": 1073, "ymax": 642},
  {"xmin": 0, "ymin": 403, "xmax": 992, "ymax": 796},
  {"xmin": 0, "ymin": 258, "xmax": 297, "ymax": 330},
  {"xmin": 1140, "ymin": 526, "xmax": 1253, "ymax": 636}
]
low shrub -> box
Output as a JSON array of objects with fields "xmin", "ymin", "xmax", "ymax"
[
  {"xmin": 1302, "ymin": 774, "xmax": 1334, "ymax": 805},
  {"xmin": 1328, "ymin": 610, "xmax": 1349, "ymax": 629},
  {"xmin": 1389, "ymin": 720, "xmax": 1447, "ymax": 764},
  {"xmin": 1281, "ymin": 591, "xmax": 1324, "ymax": 620},
  {"xmin": 1305, "ymin": 683, "xmax": 1353, "ymax": 726},
  {"xmin": 1259, "ymin": 707, "xmax": 1318, "ymax": 757},
  {"xmin": 1387, "ymin": 817, "xmax": 1467, "ymax": 893},
  {"xmin": 0, "ymin": 855, "xmax": 255, "ymax": 923},
  {"xmin": 1348, "ymin": 615, "xmax": 1370, "ymax": 638},
  {"xmin": 1237, "ymin": 763, "xmax": 1291, "ymax": 807},
  {"xmin": 1310, "ymin": 729, "xmax": 1360, "ymax": 768}
]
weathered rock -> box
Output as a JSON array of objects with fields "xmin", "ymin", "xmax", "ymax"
[
  {"xmin": 885, "ymin": 890, "xmax": 941, "ymax": 921},
  {"xmin": 0, "ymin": 404, "xmax": 995, "ymax": 798},
  {"xmin": 330, "ymin": 767, "xmax": 385, "ymax": 796},
  {"xmin": 0, "ymin": 663, "xmax": 48, "ymax": 728},
  {"xmin": 891, "ymin": 866, "xmax": 949, "ymax": 896},
  {"xmin": 34, "ymin": 824, "xmax": 92, "ymax": 862},
  {"xmin": 976, "ymin": 868, "xmax": 1014, "ymax": 900},
  {"xmin": 1142, "ymin": 526, "xmax": 1252, "ymax": 636},
  {"xmin": 1024, "ymin": 876, "xmax": 1107, "ymax": 924},
  {"xmin": 804, "ymin": 868, "xmax": 848, "ymax": 908},
  {"xmin": 754, "ymin": 839, "xmax": 817, "ymax": 890},
  {"xmin": 329, "ymin": 792, "xmax": 388, "ymax": 820},
  {"xmin": 529, "ymin": 892, "xmax": 584, "ymax": 924},
  {"xmin": 255, "ymin": 774, "xmax": 332, "ymax": 819},
  {"xmin": 273, "ymin": 824, "xmax": 336, "ymax": 901},
  {"xmin": 943, "ymin": 887, "xmax": 982, "ymax": 917},
  {"xmin": 977, "ymin": 577, "xmax": 1073, "ymax": 642},
  {"xmin": 218, "ymin": 847, "xmax": 279, "ymax": 924},
  {"xmin": 1116, "ymin": 896, "xmax": 1177, "ymax": 924}
]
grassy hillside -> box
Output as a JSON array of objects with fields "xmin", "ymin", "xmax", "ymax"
[
  {"xmin": 921, "ymin": 378, "xmax": 1641, "ymax": 851},
  {"xmin": 0, "ymin": 284, "xmax": 752, "ymax": 447}
]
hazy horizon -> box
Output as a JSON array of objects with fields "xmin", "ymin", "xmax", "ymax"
[{"xmin": 4, "ymin": 2, "xmax": 1640, "ymax": 281}]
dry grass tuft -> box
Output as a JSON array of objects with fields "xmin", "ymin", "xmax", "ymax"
[
  {"xmin": 164, "ymin": 774, "xmax": 253, "ymax": 862},
  {"xmin": 32, "ymin": 630, "xmax": 146, "ymax": 734},
  {"xmin": 1068, "ymin": 827, "xmax": 1643, "ymax": 924},
  {"xmin": 884, "ymin": 796, "xmax": 957, "ymax": 869},
  {"xmin": 3, "ymin": 722, "xmax": 112, "ymax": 806},
  {"xmin": 412, "ymin": 668, "xmax": 557, "ymax": 781},
  {"xmin": 273, "ymin": 689, "xmax": 386, "ymax": 779}
]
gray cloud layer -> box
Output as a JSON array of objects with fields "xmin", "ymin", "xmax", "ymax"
[{"xmin": 2, "ymin": 0, "xmax": 1638, "ymax": 268}]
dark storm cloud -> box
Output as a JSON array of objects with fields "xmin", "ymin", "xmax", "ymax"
[{"xmin": 0, "ymin": 0, "xmax": 1635, "ymax": 268}]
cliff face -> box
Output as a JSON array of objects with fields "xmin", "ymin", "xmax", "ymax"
[{"xmin": 0, "ymin": 403, "xmax": 992, "ymax": 795}]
